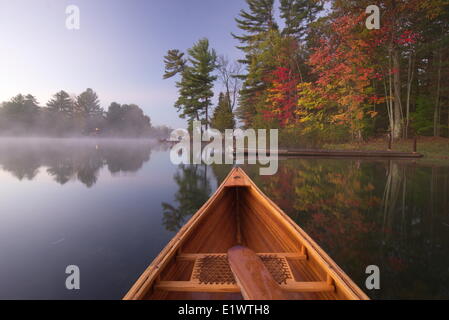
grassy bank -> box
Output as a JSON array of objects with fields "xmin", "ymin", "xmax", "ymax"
[{"xmin": 324, "ymin": 137, "xmax": 449, "ymax": 163}]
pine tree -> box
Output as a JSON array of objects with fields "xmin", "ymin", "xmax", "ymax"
[
  {"xmin": 75, "ymin": 88, "xmax": 104, "ymax": 133},
  {"xmin": 174, "ymin": 65, "xmax": 202, "ymax": 125},
  {"xmin": 47, "ymin": 90, "xmax": 74, "ymax": 116},
  {"xmin": 232, "ymin": 0, "xmax": 278, "ymax": 127},
  {"xmin": 187, "ymin": 38, "xmax": 217, "ymax": 129},
  {"xmin": 163, "ymin": 49, "xmax": 186, "ymax": 79},
  {"xmin": 166, "ymin": 39, "xmax": 217, "ymax": 129},
  {"xmin": 76, "ymin": 88, "xmax": 103, "ymax": 117},
  {"xmin": 232, "ymin": 0, "xmax": 278, "ymax": 64},
  {"xmin": 211, "ymin": 92, "xmax": 235, "ymax": 131},
  {"xmin": 279, "ymin": 0, "xmax": 322, "ymax": 39},
  {"xmin": 1, "ymin": 94, "xmax": 39, "ymax": 132}
]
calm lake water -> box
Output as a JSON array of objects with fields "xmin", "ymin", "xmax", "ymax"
[{"xmin": 0, "ymin": 138, "xmax": 448, "ymax": 299}]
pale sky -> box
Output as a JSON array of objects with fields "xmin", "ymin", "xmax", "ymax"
[{"xmin": 0, "ymin": 0, "xmax": 246, "ymax": 128}]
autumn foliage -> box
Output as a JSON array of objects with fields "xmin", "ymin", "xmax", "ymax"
[
  {"xmin": 265, "ymin": 66, "xmax": 300, "ymax": 127},
  {"xmin": 233, "ymin": 0, "xmax": 449, "ymax": 143}
]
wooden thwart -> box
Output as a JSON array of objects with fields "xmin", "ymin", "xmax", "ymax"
[
  {"xmin": 155, "ymin": 280, "xmax": 334, "ymax": 293},
  {"xmin": 155, "ymin": 281, "xmax": 239, "ymax": 293},
  {"xmin": 177, "ymin": 252, "xmax": 307, "ymax": 262}
]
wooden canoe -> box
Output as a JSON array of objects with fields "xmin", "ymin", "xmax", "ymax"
[{"xmin": 124, "ymin": 167, "xmax": 369, "ymax": 300}]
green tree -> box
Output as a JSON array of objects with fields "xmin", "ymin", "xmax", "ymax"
[
  {"xmin": 75, "ymin": 88, "xmax": 104, "ymax": 134},
  {"xmin": 232, "ymin": 0, "xmax": 278, "ymax": 127},
  {"xmin": 1, "ymin": 94, "xmax": 40, "ymax": 134},
  {"xmin": 47, "ymin": 90, "xmax": 74, "ymax": 115},
  {"xmin": 164, "ymin": 39, "xmax": 217, "ymax": 130},
  {"xmin": 106, "ymin": 102, "xmax": 151, "ymax": 137},
  {"xmin": 280, "ymin": 0, "xmax": 323, "ymax": 39},
  {"xmin": 211, "ymin": 92, "xmax": 235, "ymax": 131},
  {"xmin": 163, "ymin": 49, "xmax": 186, "ymax": 79},
  {"xmin": 232, "ymin": 0, "xmax": 278, "ymax": 63},
  {"xmin": 411, "ymin": 96, "xmax": 435, "ymax": 136},
  {"xmin": 187, "ymin": 38, "xmax": 217, "ymax": 129},
  {"xmin": 76, "ymin": 88, "xmax": 102, "ymax": 118}
]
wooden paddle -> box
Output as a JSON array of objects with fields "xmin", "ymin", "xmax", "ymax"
[{"xmin": 227, "ymin": 245, "xmax": 287, "ymax": 300}]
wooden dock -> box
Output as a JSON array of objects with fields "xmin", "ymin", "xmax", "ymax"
[
  {"xmin": 236, "ymin": 148, "xmax": 424, "ymax": 159},
  {"xmin": 161, "ymin": 140, "xmax": 424, "ymax": 159}
]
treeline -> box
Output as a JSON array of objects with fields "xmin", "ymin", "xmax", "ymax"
[
  {"xmin": 0, "ymin": 88, "xmax": 171, "ymax": 138},
  {"xmin": 165, "ymin": 0, "xmax": 449, "ymax": 145}
]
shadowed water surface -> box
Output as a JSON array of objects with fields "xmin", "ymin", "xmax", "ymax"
[{"xmin": 0, "ymin": 139, "xmax": 448, "ymax": 299}]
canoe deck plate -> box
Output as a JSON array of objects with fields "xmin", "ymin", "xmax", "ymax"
[{"xmin": 191, "ymin": 254, "xmax": 293, "ymax": 285}]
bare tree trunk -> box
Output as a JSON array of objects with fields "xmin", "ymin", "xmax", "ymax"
[
  {"xmin": 433, "ymin": 49, "xmax": 442, "ymax": 137},
  {"xmin": 205, "ymin": 101, "xmax": 209, "ymax": 130},
  {"xmin": 405, "ymin": 53, "xmax": 414, "ymax": 139},
  {"xmin": 392, "ymin": 47, "xmax": 402, "ymax": 140},
  {"xmin": 384, "ymin": 77, "xmax": 394, "ymax": 135}
]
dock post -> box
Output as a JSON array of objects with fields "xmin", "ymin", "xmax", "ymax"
[
  {"xmin": 388, "ymin": 133, "xmax": 392, "ymax": 151},
  {"xmin": 413, "ymin": 136, "xmax": 417, "ymax": 154}
]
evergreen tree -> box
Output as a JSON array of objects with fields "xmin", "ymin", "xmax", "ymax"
[
  {"xmin": 232, "ymin": 0, "xmax": 278, "ymax": 64},
  {"xmin": 75, "ymin": 88, "xmax": 104, "ymax": 134},
  {"xmin": 76, "ymin": 88, "xmax": 103, "ymax": 117},
  {"xmin": 174, "ymin": 65, "xmax": 202, "ymax": 126},
  {"xmin": 163, "ymin": 49, "xmax": 186, "ymax": 79},
  {"xmin": 279, "ymin": 0, "xmax": 322, "ymax": 39},
  {"xmin": 47, "ymin": 90, "xmax": 74, "ymax": 116},
  {"xmin": 187, "ymin": 38, "xmax": 217, "ymax": 129},
  {"xmin": 211, "ymin": 92, "xmax": 235, "ymax": 131},
  {"xmin": 23, "ymin": 94, "xmax": 40, "ymax": 110},
  {"xmin": 165, "ymin": 39, "xmax": 217, "ymax": 129},
  {"xmin": 1, "ymin": 94, "xmax": 39, "ymax": 133},
  {"xmin": 232, "ymin": 0, "xmax": 278, "ymax": 127}
]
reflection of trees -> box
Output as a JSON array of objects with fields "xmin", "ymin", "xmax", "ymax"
[
  {"xmin": 381, "ymin": 161, "xmax": 405, "ymax": 239},
  {"xmin": 0, "ymin": 155, "xmax": 40, "ymax": 181},
  {"xmin": 0, "ymin": 139, "xmax": 153, "ymax": 187},
  {"xmin": 162, "ymin": 165, "xmax": 212, "ymax": 232},
  {"xmin": 102, "ymin": 144, "xmax": 151, "ymax": 174},
  {"xmin": 376, "ymin": 163, "xmax": 449, "ymax": 299},
  {"xmin": 210, "ymin": 163, "xmax": 234, "ymax": 185},
  {"xmin": 242, "ymin": 159, "xmax": 449, "ymax": 299},
  {"xmin": 46, "ymin": 161, "xmax": 76, "ymax": 185}
]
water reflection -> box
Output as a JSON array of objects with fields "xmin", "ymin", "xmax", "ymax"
[
  {"xmin": 240, "ymin": 159, "xmax": 449, "ymax": 299},
  {"xmin": 162, "ymin": 164, "xmax": 212, "ymax": 232},
  {"xmin": 0, "ymin": 139, "xmax": 166, "ymax": 187}
]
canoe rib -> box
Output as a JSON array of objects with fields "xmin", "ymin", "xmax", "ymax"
[{"xmin": 124, "ymin": 167, "xmax": 369, "ymax": 300}]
